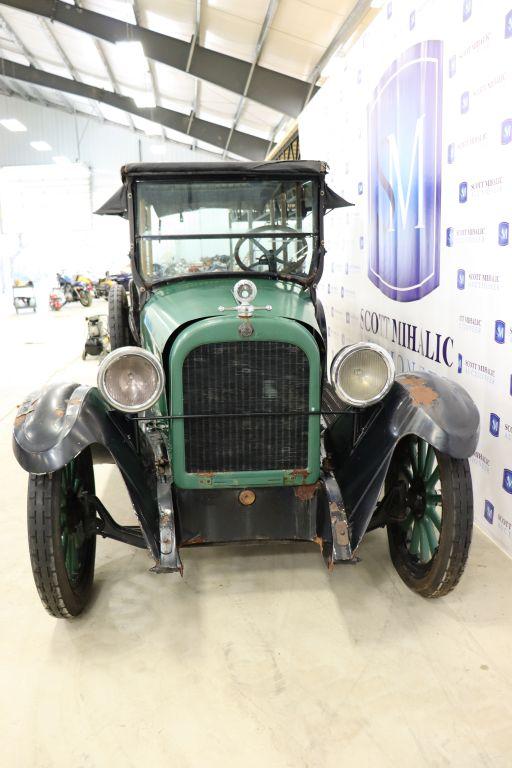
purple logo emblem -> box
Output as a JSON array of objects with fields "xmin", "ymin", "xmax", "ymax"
[
  {"xmin": 463, "ymin": 0, "xmax": 472, "ymax": 21},
  {"xmin": 449, "ymin": 55, "xmax": 457, "ymax": 78},
  {"xmin": 457, "ymin": 269, "xmax": 465, "ymax": 289},
  {"xmin": 461, "ymin": 91, "xmax": 469, "ymax": 114},
  {"xmin": 484, "ymin": 500, "xmax": 494, "ymax": 524},
  {"xmin": 495, "ymin": 320, "xmax": 506, "ymax": 343},
  {"xmin": 368, "ymin": 41, "xmax": 443, "ymax": 302},
  {"xmin": 490, "ymin": 413, "xmax": 500, "ymax": 437},
  {"xmin": 457, "ymin": 353, "xmax": 463, "ymax": 373},
  {"xmin": 448, "ymin": 142, "xmax": 455, "ymax": 163},
  {"xmin": 503, "ymin": 469, "xmax": 512, "ymax": 494},
  {"xmin": 446, "ymin": 227, "xmax": 454, "ymax": 247},
  {"xmin": 359, "ymin": 236, "xmax": 364, "ymax": 249},
  {"xmin": 502, "ymin": 119, "xmax": 512, "ymax": 144},
  {"xmin": 387, "ymin": 2, "xmax": 392, "ymax": 19},
  {"xmin": 410, "ymin": 11, "xmax": 416, "ymax": 30},
  {"xmin": 459, "ymin": 182, "xmax": 467, "ymax": 203},
  {"xmin": 358, "ymin": 181, "xmax": 363, "ymax": 195},
  {"xmin": 499, "ymin": 221, "xmax": 509, "ymax": 245}
]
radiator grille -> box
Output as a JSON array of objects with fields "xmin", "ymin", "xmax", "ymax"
[{"xmin": 182, "ymin": 341, "xmax": 310, "ymax": 473}]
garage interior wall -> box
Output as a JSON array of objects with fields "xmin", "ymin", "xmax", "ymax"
[
  {"xmin": 300, "ymin": 0, "xmax": 512, "ymax": 557},
  {"xmin": 0, "ymin": 93, "xmax": 216, "ymax": 305}
]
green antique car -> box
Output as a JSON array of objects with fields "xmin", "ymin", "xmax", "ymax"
[{"xmin": 13, "ymin": 161, "xmax": 479, "ymax": 618}]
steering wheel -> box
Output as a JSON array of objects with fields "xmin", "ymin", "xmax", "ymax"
[{"xmin": 234, "ymin": 224, "xmax": 309, "ymax": 274}]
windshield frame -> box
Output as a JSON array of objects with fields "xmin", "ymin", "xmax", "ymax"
[{"xmin": 130, "ymin": 173, "xmax": 324, "ymax": 289}]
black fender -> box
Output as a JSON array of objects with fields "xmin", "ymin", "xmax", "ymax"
[
  {"xmin": 329, "ymin": 372, "xmax": 480, "ymax": 551},
  {"xmin": 13, "ymin": 383, "xmax": 159, "ymax": 558}
]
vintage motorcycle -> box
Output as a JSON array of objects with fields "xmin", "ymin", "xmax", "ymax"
[{"xmin": 57, "ymin": 273, "xmax": 93, "ymax": 307}]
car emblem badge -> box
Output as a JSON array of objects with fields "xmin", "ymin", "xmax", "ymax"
[{"xmin": 239, "ymin": 321, "xmax": 254, "ymax": 337}]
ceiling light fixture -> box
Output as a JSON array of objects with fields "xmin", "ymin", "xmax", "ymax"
[
  {"xmin": 30, "ymin": 140, "xmax": 52, "ymax": 151},
  {"xmin": 133, "ymin": 92, "xmax": 157, "ymax": 109},
  {"xmin": 115, "ymin": 40, "xmax": 148, "ymax": 77},
  {"xmin": 0, "ymin": 118, "xmax": 27, "ymax": 132}
]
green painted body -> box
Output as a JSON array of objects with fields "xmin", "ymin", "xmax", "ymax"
[
  {"xmin": 140, "ymin": 277, "xmax": 323, "ymax": 490},
  {"xmin": 141, "ymin": 277, "xmax": 321, "ymax": 356}
]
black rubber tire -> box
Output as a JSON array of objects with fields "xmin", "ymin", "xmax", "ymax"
[
  {"xmin": 27, "ymin": 450, "xmax": 96, "ymax": 618},
  {"xmin": 79, "ymin": 290, "xmax": 93, "ymax": 307},
  {"xmin": 108, "ymin": 283, "xmax": 132, "ymax": 349},
  {"xmin": 387, "ymin": 443, "xmax": 473, "ymax": 598}
]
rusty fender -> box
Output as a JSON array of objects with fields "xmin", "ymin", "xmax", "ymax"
[
  {"xmin": 329, "ymin": 371, "xmax": 480, "ymax": 550},
  {"xmin": 13, "ymin": 383, "xmax": 160, "ymax": 558}
]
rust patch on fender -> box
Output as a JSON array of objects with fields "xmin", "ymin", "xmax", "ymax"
[
  {"xmin": 294, "ymin": 481, "xmax": 321, "ymax": 501},
  {"xmin": 182, "ymin": 534, "xmax": 206, "ymax": 545},
  {"xmin": 400, "ymin": 376, "xmax": 439, "ymax": 407}
]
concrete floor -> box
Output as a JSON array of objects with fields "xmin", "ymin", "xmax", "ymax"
[{"xmin": 2, "ymin": 300, "xmax": 512, "ymax": 768}]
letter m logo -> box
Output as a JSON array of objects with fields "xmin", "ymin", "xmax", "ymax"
[{"xmin": 368, "ymin": 41, "xmax": 443, "ymax": 302}]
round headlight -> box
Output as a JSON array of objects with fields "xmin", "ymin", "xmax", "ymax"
[
  {"xmin": 97, "ymin": 346, "xmax": 164, "ymax": 413},
  {"xmin": 233, "ymin": 279, "xmax": 257, "ymax": 303},
  {"xmin": 330, "ymin": 342, "xmax": 395, "ymax": 407}
]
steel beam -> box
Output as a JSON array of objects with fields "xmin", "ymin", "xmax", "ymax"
[
  {"xmin": 131, "ymin": 0, "xmax": 162, "ymax": 141},
  {"xmin": 0, "ymin": 56, "xmax": 270, "ymax": 158},
  {"xmin": 305, "ymin": 0, "xmax": 372, "ymax": 103},
  {"xmin": 38, "ymin": 15, "xmax": 104, "ymax": 119},
  {"xmin": 0, "ymin": 0, "xmax": 315, "ymax": 116},
  {"xmin": 0, "ymin": 78, "xmax": 219, "ymax": 156},
  {"xmin": 224, "ymin": 0, "xmax": 279, "ymax": 156},
  {"xmin": 73, "ymin": 0, "xmax": 134, "ymax": 129}
]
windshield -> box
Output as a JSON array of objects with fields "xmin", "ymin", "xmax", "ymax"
[{"xmin": 135, "ymin": 178, "xmax": 318, "ymax": 282}]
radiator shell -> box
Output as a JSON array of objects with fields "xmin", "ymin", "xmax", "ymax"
[{"xmin": 169, "ymin": 315, "xmax": 321, "ymax": 489}]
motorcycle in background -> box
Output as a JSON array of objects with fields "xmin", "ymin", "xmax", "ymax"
[
  {"xmin": 57, "ymin": 273, "xmax": 93, "ymax": 307},
  {"xmin": 94, "ymin": 270, "xmax": 132, "ymax": 300}
]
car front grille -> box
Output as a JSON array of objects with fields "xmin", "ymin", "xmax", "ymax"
[{"xmin": 182, "ymin": 341, "xmax": 310, "ymax": 473}]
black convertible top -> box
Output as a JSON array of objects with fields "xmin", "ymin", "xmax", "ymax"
[
  {"xmin": 121, "ymin": 160, "xmax": 328, "ymax": 179},
  {"xmin": 95, "ymin": 160, "xmax": 352, "ymax": 217}
]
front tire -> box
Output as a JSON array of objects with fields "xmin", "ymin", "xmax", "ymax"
[
  {"xmin": 79, "ymin": 290, "xmax": 93, "ymax": 307},
  {"xmin": 386, "ymin": 437, "xmax": 473, "ymax": 598},
  {"xmin": 108, "ymin": 283, "xmax": 132, "ymax": 349},
  {"xmin": 27, "ymin": 450, "xmax": 96, "ymax": 618}
]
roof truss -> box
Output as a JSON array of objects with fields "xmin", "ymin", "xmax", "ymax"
[
  {"xmin": 0, "ymin": 56, "xmax": 271, "ymax": 158},
  {"xmin": 0, "ymin": 0, "xmax": 315, "ymax": 116}
]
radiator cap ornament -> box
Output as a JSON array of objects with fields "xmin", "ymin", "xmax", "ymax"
[
  {"xmin": 217, "ymin": 279, "xmax": 272, "ymax": 320},
  {"xmin": 233, "ymin": 279, "xmax": 257, "ymax": 304}
]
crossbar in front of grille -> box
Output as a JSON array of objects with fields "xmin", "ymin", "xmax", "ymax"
[{"xmin": 182, "ymin": 341, "xmax": 310, "ymax": 473}]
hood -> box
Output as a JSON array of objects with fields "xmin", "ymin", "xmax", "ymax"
[{"xmin": 141, "ymin": 277, "xmax": 320, "ymax": 356}]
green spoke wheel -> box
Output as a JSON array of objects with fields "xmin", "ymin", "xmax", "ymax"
[
  {"xmin": 27, "ymin": 449, "xmax": 96, "ymax": 618},
  {"xmin": 386, "ymin": 436, "xmax": 473, "ymax": 598}
]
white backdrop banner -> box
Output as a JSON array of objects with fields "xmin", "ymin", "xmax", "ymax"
[{"xmin": 299, "ymin": 0, "xmax": 512, "ymax": 556}]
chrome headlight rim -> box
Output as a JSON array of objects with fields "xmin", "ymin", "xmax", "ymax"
[
  {"xmin": 330, "ymin": 341, "xmax": 395, "ymax": 408},
  {"xmin": 97, "ymin": 346, "xmax": 165, "ymax": 413}
]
